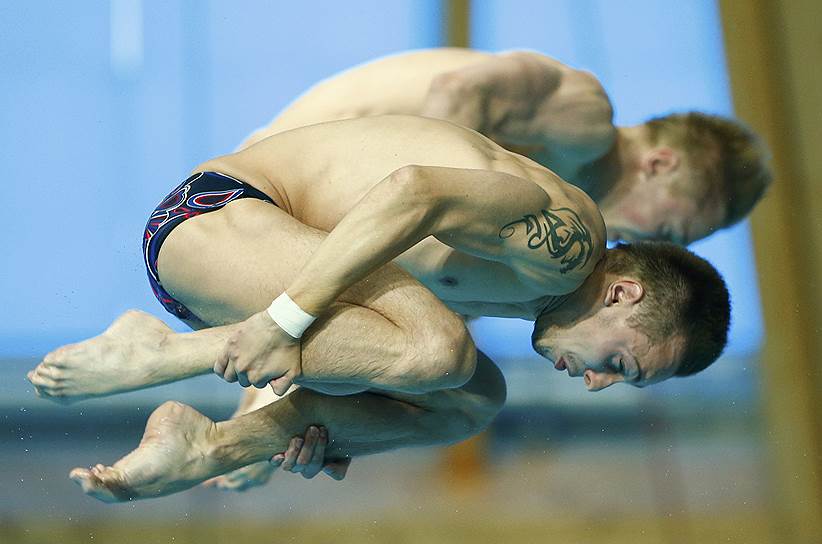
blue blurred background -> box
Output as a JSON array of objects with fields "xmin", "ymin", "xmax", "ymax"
[
  {"xmin": 0, "ymin": 0, "xmax": 761, "ymax": 390},
  {"xmin": 1, "ymin": 1, "xmax": 819, "ymax": 543}
]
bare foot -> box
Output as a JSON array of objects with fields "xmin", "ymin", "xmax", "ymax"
[
  {"xmin": 202, "ymin": 461, "xmax": 276, "ymax": 492},
  {"xmin": 70, "ymin": 401, "xmax": 220, "ymax": 502},
  {"xmin": 28, "ymin": 310, "xmax": 173, "ymax": 403}
]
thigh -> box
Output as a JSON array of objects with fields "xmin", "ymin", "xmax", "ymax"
[{"xmin": 157, "ymin": 198, "xmax": 451, "ymax": 329}]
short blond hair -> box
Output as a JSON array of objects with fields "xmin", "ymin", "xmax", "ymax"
[{"xmin": 645, "ymin": 112, "xmax": 772, "ymax": 228}]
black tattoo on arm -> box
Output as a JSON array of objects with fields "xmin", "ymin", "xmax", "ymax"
[{"xmin": 498, "ymin": 208, "xmax": 594, "ymax": 274}]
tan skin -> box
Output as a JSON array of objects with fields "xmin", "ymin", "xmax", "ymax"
[
  {"xmin": 240, "ymin": 49, "xmax": 615, "ymax": 188},
  {"xmin": 241, "ymin": 48, "xmax": 722, "ymax": 245},
  {"xmin": 205, "ymin": 115, "xmax": 604, "ymax": 394},
  {"xmin": 27, "ymin": 116, "xmax": 684, "ymax": 500},
  {"xmin": 235, "ymin": 66, "xmax": 719, "ymax": 484},
  {"xmin": 225, "ymin": 56, "xmax": 714, "ymax": 462}
]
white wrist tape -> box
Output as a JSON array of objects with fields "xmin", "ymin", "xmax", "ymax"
[{"xmin": 266, "ymin": 293, "xmax": 317, "ymax": 339}]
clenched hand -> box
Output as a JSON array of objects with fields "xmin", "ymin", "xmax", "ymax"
[{"xmin": 214, "ymin": 310, "xmax": 302, "ymax": 395}]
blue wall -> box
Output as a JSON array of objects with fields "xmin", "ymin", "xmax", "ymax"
[
  {"xmin": 469, "ymin": 0, "xmax": 764, "ymax": 367},
  {"xmin": 1, "ymin": 0, "xmax": 762, "ymax": 394},
  {"xmin": 0, "ymin": 0, "xmax": 442, "ymax": 356}
]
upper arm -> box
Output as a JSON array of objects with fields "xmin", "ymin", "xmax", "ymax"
[
  {"xmin": 528, "ymin": 68, "xmax": 615, "ymax": 160},
  {"xmin": 422, "ymin": 52, "xmax": 615, "ymax": 162},
  {"xmin": 496, "ymin": 56, "xmax": 615, "ymax": 162},
  {"xmin": 420, "ymin": 52, "xmax": 564, "ymax": 133},
  {"xmin": 415, "ymin": 166, "xmax": 605, "ymax": 293}
]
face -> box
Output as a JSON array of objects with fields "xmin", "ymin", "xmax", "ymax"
[
  {"xmin": 531, "ymin": 290, "xmax": 684, "ymax": 391},
  {"xmin": 601, "ymin": 149, "xmax": 722, "ymax": 245}
]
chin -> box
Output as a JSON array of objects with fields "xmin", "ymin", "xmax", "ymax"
[
  {"xmin": 532, "ymin": 338, "xmax": 557, "ymax": 362},
  {"xmin": 531, "ymin": 338, "xmax": 556, "ymax": 362}
]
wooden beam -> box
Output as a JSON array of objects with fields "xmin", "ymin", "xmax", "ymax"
[
  {"xmin": 719, "ymin": 1, "xmax": 822, "ymax": 541},
  {"xmin": 445, "ymin": 0, "xmax": 470, "ymax": 48}
]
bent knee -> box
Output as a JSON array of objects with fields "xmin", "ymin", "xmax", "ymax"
[{"xmin": 395, "ymin": 317, "xmax": 477, "ymax": 392}]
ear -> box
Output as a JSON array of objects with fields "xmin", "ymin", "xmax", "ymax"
[
  {"xmin": 604, "ymin": 280, "xmax": 645, "ymax": 306},
  {"xmin": 641, "ymin": 147, "xmax": 680, "ymax": 177}
]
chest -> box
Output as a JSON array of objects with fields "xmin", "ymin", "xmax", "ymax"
[{"xmin": 394, "ymin": 238, "xmax": 561, "ymax": 319}]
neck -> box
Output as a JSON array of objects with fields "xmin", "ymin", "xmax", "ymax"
[
  {"xmin": 536, "ymin": 259, "xmax": 607, "ymax": 329},
  {"xmin": 584, "ymin": 126, "xmax": 645, "ymax": 212}
]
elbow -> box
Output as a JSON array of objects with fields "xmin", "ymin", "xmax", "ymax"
[
  {"xmin": 389, "ymin": 164, "xmax": 430, "ymax": 192},
  {"xmin": 385, "ymin": 165, "xmax": 439, "ymax": 217}
]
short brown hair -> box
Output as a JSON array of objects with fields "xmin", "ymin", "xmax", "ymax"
[
  {"xmin": 604, "ymin": 242, "xmax": 730, "ymax": 377},
  {"xmin": 645, "ymin": 112, "xmax": 772, "ymax": 228}
]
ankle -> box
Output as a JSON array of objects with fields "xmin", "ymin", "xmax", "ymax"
[
  {"xmin": 208, "ymin": 418, "xmax": 277, "ymax": 470},
  {"xmin": 220, "ymin": 400, "xmax": 305, "ymax": 468},
  {"xmin": 207, "ymin": 420, "xmax": 238, "ymax": 466}
]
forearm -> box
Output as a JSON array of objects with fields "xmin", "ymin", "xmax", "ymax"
[{"xmin": 286, "ymin": 166, "xmax": 438, "ymax": 316}]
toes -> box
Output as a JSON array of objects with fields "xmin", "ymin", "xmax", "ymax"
[
  {"xmin": 218, "ymin": 473, "xmax": 264, "ymax": 493},
  {"xmin": 219, "ymin": 471, "xmax": 252, "ymax": 491},
  {"xmin": 29, "ymin": 363, "xmax": 66, "ymax": 387},
  {"xmin": 69, "ymin": 468, "xmax": 119, "ymax": 503},
  {"xmin": 29, "ymin": 380, "xmax": 74, "ymax": 405},
  {"xmin": 209, "ymin": 464, "xmax": 274, "ymax": 493},
  {"xmin": 43, "ymin": 345, "xmax": 72, "ymax": 366},
  {"xmin": 202, "ymin": 477, "xmax": 221, "ymax": 488},
  {"xmin": 229, "ymin": 481, "xmax": 254, "ymax": 492},
  {"xmin": 28, "ymin": 370, "xmax": 57, "ymax": 388},
  {"xmin": 70, "ymin": 466, "xmax": 133, "ymax": 503},
  {"xmin": 69, "ymin": 467, "xmax": 92, "ymax": 485},
  {"xmin": 30, "ymin": 382, "xmax": 52, "ymax": 398},
  {"xmin": 214, "ymin": 475, "xmax": 245, "ymax": 492}
]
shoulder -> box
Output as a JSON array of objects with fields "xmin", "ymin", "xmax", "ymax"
[
  {"xmin": 493, "ymin": 50, "xmax": 565, "ymax": 86},
  {"xmin": 494, "ymin": 51, "xmax": 603, "ymax": 93},
  {"xmin": 556, "ymin": 68, "xmax": 614, "ymax": 126},
  {"xmin": 541, "ymin": 66, "xmax": 616, "ymax": 162},
  {"xmin": 559, "ymin": 182, "xmax": 608, "ymax": 266},
  {"xmin": 498, "ymin": 50, "xmax": 612, "ymax": 121},
  {"xmin": 541, "ymin": 179, "xmax": 606, "ymax": 288},
  {"xmin": 501, "ymin": 171, "xmax": 607, "ymax": 294}
]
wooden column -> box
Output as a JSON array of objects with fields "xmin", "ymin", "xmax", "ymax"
[
  {"xmin": 444, "ymin": 0, "xmax": 470, "ymax": 48},
  {"xmin": 719, "ymin": 1, "xmax": 822, "ymax": 541}
]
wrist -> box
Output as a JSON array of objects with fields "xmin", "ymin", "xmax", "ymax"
[{"xmin": 266, "ymin": 292, "xmax": 317, "ymax": 339}]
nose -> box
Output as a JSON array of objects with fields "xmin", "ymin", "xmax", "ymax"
[{"xmin": 584, "ymin": 369, "xmax": 617, "ymax": 392}]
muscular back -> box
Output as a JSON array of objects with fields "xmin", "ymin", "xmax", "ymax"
[
  {"xmin": 199, "ymin": 116, "xmax": 605, "ymax": 314},
  {"xmin": 242, "ymin": 49, "xmax": 490, "ymax": 140},
  {"xmin": 239, "ymin": 49, "xmax": 615, "ymax": 185}
]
